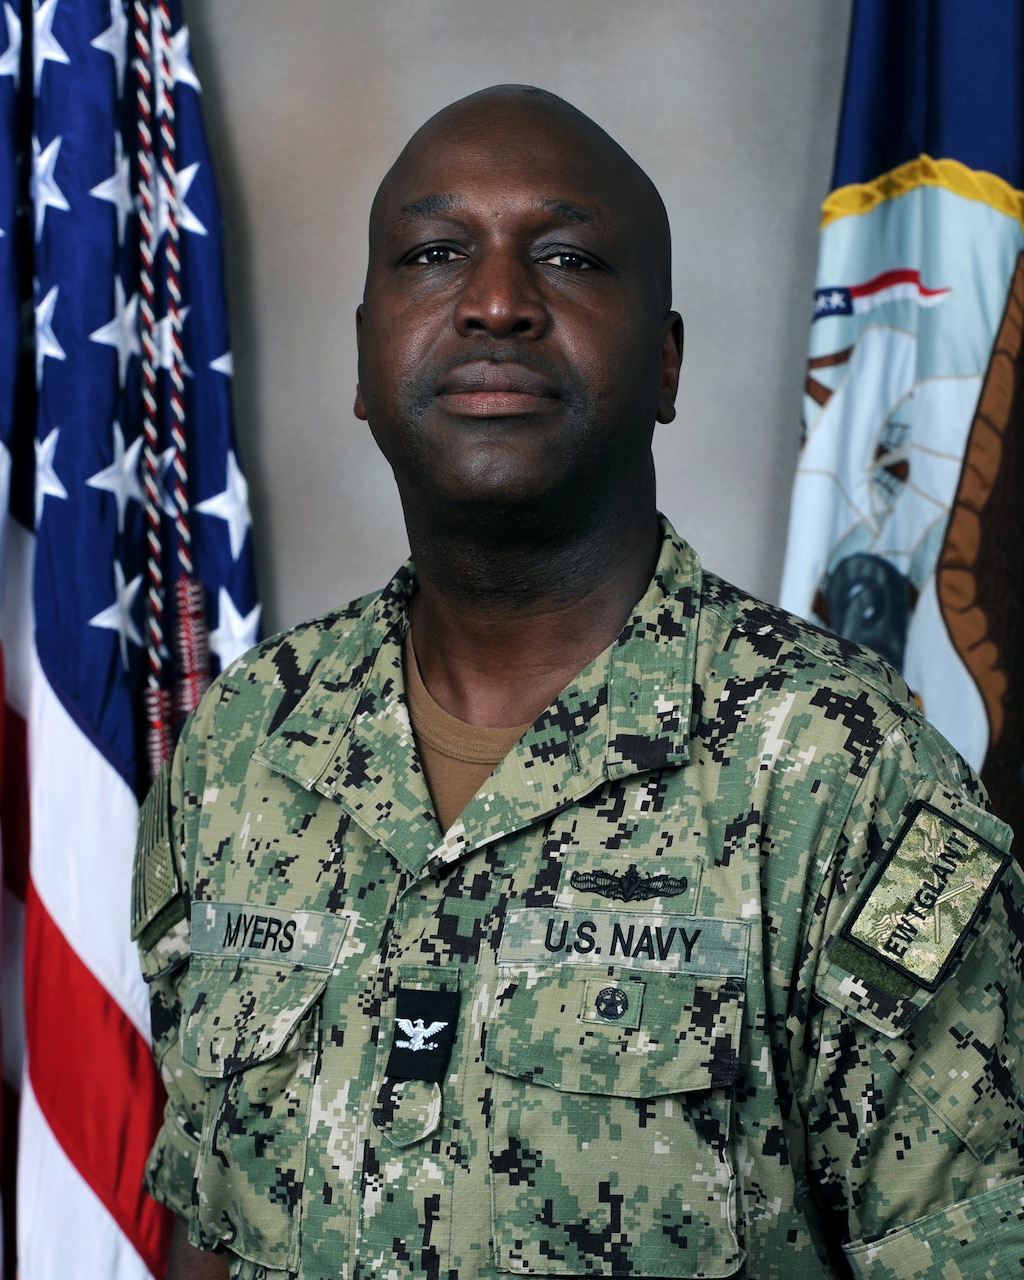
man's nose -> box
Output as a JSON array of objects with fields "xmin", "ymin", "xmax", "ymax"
[{"xmin": 453, "ymin": 248, "xmax": 548, "ymax": 338}]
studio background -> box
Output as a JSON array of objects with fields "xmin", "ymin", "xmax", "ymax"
[{"xmin": 187, "ymin": 0, "xmax": 853, "ymax": 635}]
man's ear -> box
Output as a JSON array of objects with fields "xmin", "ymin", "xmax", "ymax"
[
  {"xmin": 354, "ymin": 304, "xmax": 367, "ymax": 421},
  {"xmin": 656, "ymin": 312, "xmax": 683, "ymax": 425}
]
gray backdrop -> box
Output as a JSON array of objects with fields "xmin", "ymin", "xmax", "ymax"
[{"xmin": 187, "ymin": 1, "xmax": 852, "ymax": 636}]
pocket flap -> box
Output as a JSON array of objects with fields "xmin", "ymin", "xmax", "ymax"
[
  {"xmin": 181, "ymin": 903, "xmax": 349, "ymax": 1077},
  {"xmin": 488, "ymin": 909, "xmax": 748, "ymax": 1098},
  {"xmin": 486, "ymin": 965, "xmax": 745, "ymax": 1098}
]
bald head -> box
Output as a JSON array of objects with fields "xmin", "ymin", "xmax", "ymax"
[
  {"xmin": 367, "ymin": 85, "xmax": 674, "ymax": 312},
  {"xmin": 353, "ymin": 83, "xmax": 684, "ymax": 538}
]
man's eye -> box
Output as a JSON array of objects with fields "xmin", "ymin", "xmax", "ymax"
[
  {"xmin": 538, "ymin": 251, "xmax": 595, "ymax": 270},
  {"xmin": 411, "ymin": 246, "xmax": 463, "ymax": 265}
]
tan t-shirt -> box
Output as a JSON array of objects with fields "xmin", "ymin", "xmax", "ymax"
[{"xmin": 404, "ymin": 631, "xmax": 531, "ymax": 833}]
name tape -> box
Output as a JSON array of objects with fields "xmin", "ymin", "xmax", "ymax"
[
  {"xmin": 191, "ymin": 901, "xmax": 349, "ymax": 970},
  {"xmin": 498, "ymin": 908, "xmax": 749, "ymax": 975}
]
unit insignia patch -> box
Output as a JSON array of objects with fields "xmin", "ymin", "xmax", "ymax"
[{"xmin": 841, "ymin": 800, "xmax": 1010, "ymax": 990}]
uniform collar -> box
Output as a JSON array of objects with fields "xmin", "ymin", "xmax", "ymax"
[{"xmin": 253, "ymin": 516, "xmax": 701, "ymax": 877}]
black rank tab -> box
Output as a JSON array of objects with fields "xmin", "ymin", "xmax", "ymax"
[{"xmin": 385, "ymin": 987, "xmax": 461, "ymax": 1082}]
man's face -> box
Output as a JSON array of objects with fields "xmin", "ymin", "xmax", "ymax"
[{"xmin": 355, "ymin": 96, "xmax": 682, "ymax": 530}]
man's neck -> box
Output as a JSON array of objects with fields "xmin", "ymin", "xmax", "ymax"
[{"xmin": 406, "ymin": 505, "xmax": 661, "ymax": 728}]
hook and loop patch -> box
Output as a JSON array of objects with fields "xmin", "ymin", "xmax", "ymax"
[{"xmin": 840, "ymin": 799, "xmax": 1010, "ymax": 992}]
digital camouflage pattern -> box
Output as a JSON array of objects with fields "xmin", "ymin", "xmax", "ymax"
[
  {"xmin": 132, "ymin": 519, "xmax": 1024, "ymax": 1279},
  {"xmin": 841, "ymin": 802, "xmax": 1007, "ymax": 990}
]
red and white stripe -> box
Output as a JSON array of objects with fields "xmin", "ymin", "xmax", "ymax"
[
  {"xmin": 1, "ymin": 465, "xmax": 171, "ymax": 1276},
  {"xmin": 849, "ymin": 266, "xmax": 951, "ymax": 312}
]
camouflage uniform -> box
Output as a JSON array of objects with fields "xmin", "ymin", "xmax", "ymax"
[{"xmin": 133, "ymin": 519, "xmax": 1024, "ymax": 1279}]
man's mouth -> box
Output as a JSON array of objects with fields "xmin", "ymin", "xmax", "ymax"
[{"xmin": 436, "ymin": 361, "xmax": 561, "ymax": 417}]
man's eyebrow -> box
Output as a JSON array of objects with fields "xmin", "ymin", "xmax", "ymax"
[
  {"xmin": 398, "ymin": 193, "xmax": 462, "ymax": 219},
  {"xmin": 395, "ymin": 194, "xmax": 607, "ymax": 227},
  {"xmin": 537, "ymin": 198, "xmax": 605, "ymax": 226}
]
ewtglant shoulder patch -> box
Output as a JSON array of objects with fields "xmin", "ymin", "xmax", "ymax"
[{"xmin": 841, "ymin": 800, "xmax": 1010, "ymax": 991}]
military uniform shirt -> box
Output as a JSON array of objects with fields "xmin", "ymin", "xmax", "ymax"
[{"xmin": 132, "ymin": 518, "xmax": 1024, "ymax": 1280}]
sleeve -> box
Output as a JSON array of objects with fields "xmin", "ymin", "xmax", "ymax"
[
  {"xmin": 798, "ymin": 720, "xmax": 1024, "ymax": 1278},
  {"xmin": 131, "ymin": 755, "xmax": 205, "ymax": 1220}
]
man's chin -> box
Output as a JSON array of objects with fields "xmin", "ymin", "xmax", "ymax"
[{"xmin": 424, "ymin": 482, "xmax": 597, "ymax": 546}]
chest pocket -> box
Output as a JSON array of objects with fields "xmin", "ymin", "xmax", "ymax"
[
  {"xmin": 180, "ymin": 905, "xmax": 349, "ymax": 1271},
  {"xmin": 486, "ymin": 912, "xmax": 748, "ymax": 1278}
]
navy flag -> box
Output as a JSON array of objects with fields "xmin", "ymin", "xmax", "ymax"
[{"xmin": 780, "ymin": 0, "xmax": 1024, "ymax": 857}]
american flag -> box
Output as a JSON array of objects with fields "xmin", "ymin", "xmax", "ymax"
[{"xmin": 0, "ymin": 1, "xmax": 260, "ymax": 1275}]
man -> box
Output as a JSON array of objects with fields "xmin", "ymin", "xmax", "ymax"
[{"xmin": 133, "ymin": 86, "xmax": 1024, "ymax": 1280}]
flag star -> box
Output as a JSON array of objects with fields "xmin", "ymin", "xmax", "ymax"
[
  {"xmin": 89, "ymin": 130, "xmax": 133, "ymax": 244},
  {"xmin": 89, "ymin": 275, "xmax": 140, "ymax": 386},
  {"xmin": 35, "ymin": 284, "xmax": 66, "ymax": 385},
  {"xmin": 167, "ymin": 23, "xmax": 200, "ymax": 96},
  {"xmin": 155, "ymin": 161, "xmax": 207, "ymax": 240},
  {"xmin": 35, "ymin": 426, "xmax": 68, "ymax": 527},
  {"xmin": 0, "ymin": 3, "xmax": 23, "ymax": 87},
  {"xmin": 196, "ymin": 451, "xmax": 251, "ymax": 559},
  {"xmin": 829, "ymin": 290, "xmax": 845, "ymax": 310},
  {"xmin": 86, "ymin": 421, "xmax": 144, "ymax": 533},
  {"xmin": 209, "ymin": 587, "xmax": 260, "ymax": 669},
  {"xmin": 88, "ymin": 559, "xmax": 143, "ymax": 670},
  {"xmin": 209, "ymin": 350, "xmax": 233, "ymax": 376},
  {"xmin": 90, "ymin": 0, "xmax": 128, "ymax": 96},
  {"xmin": 155, "ymin": 444, "xmax": 178, "ymax": 517},
  {"xmin": 31, "ymin": 134, "xmax": 70, "ymax": 241},
  {"xmin": 33, "ymin": 0, "xmax": 69, "ymax": 93},
  {"xmin": 154, "ymin": 304, "xmax": 192, "ymax": 375}
]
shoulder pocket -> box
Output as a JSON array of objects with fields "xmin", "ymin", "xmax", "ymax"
[
  {"xmin": 131, "ymin": 762, "xmax": 188, "ymax": 980},
  {"xmin": 817, "ymin": 783, "xmax": 1020, "ymax": 1160},
  {"xmin": 818, "ymin": 781, "xmax": 1012, "ymax": 1038}
]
